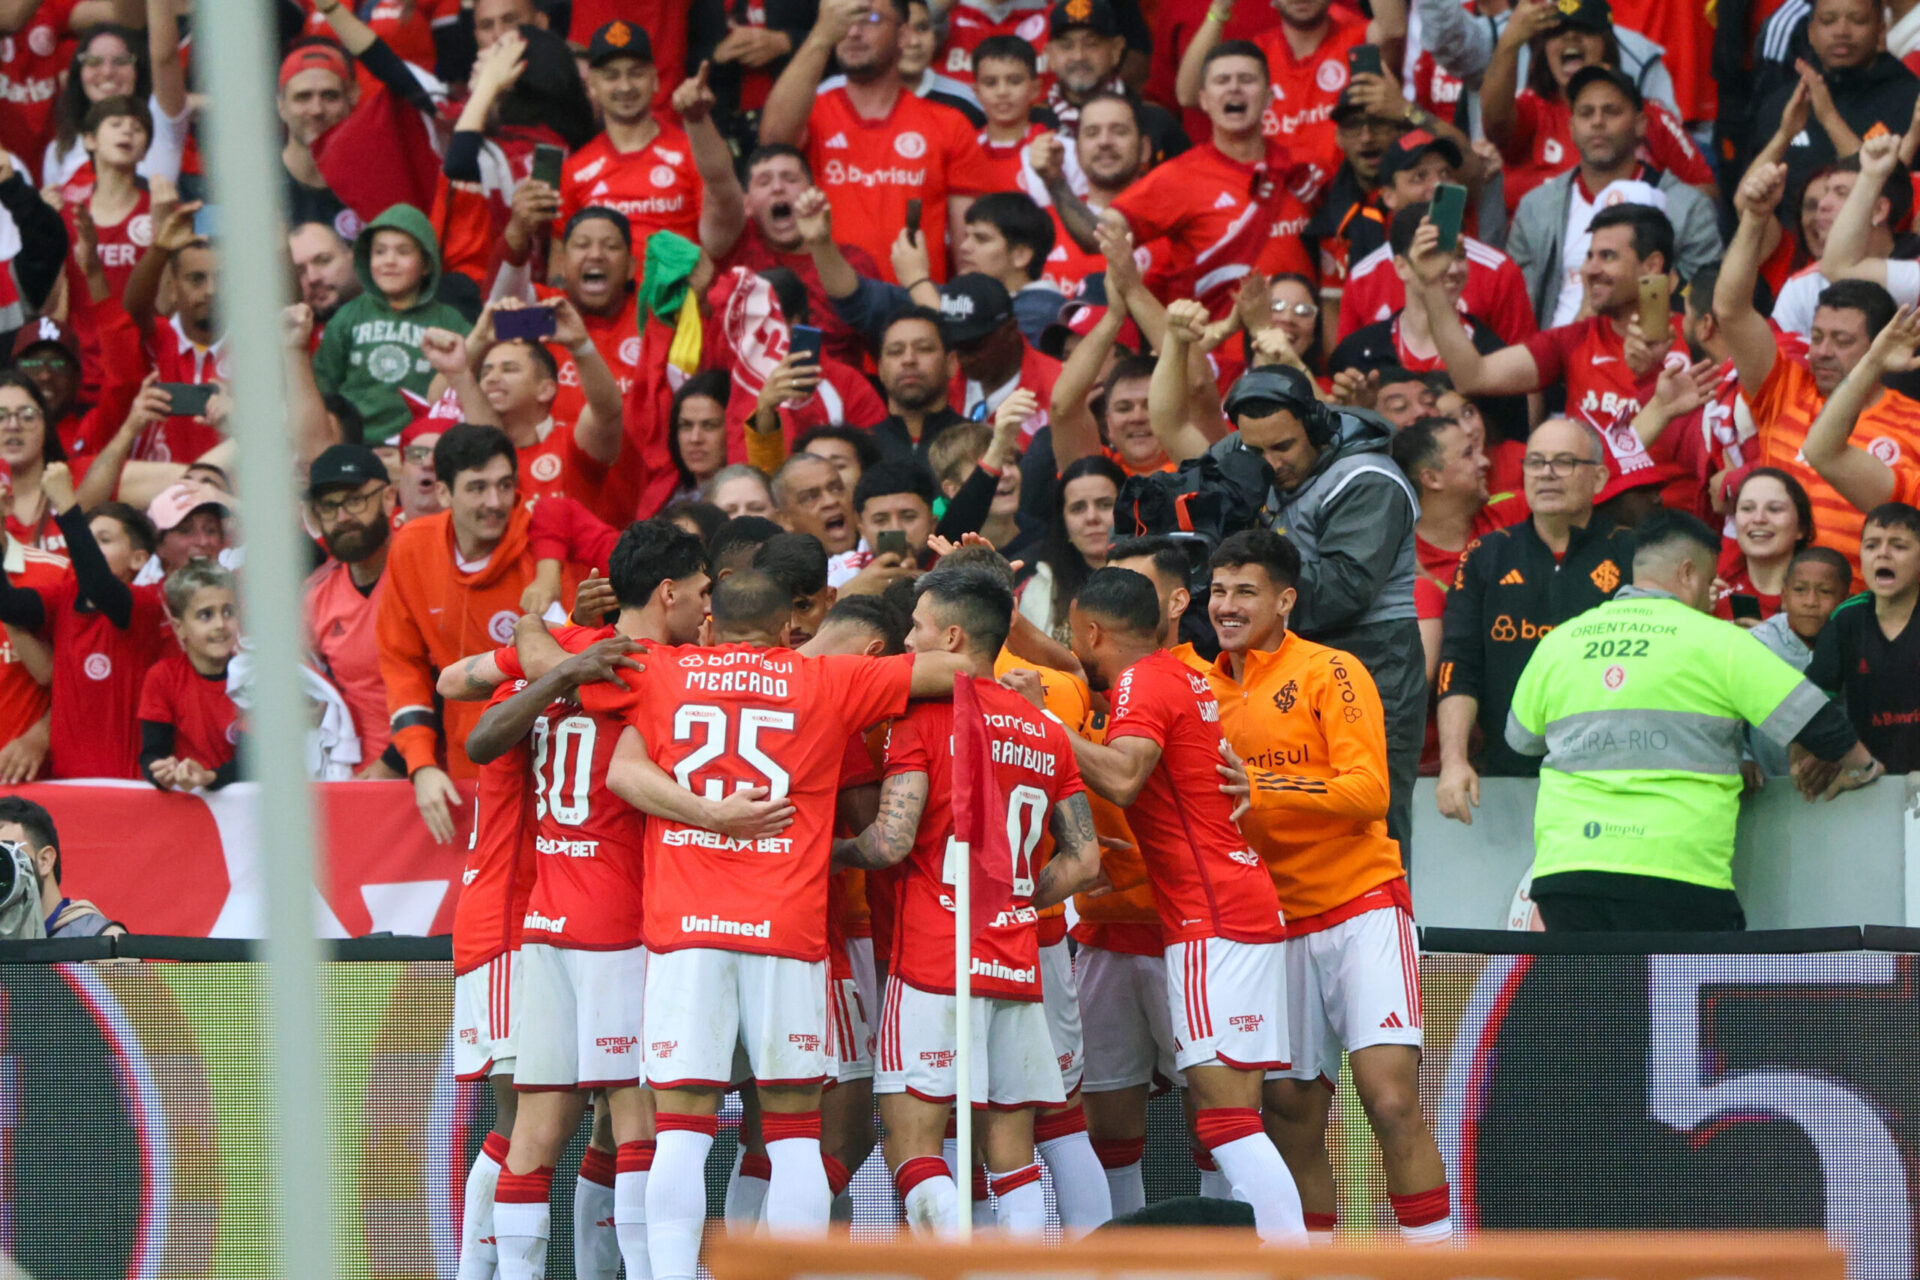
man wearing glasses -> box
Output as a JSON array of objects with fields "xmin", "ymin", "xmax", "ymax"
[
  {"xmin": 304, "ymin": 443, "xmax": 406, "ymax": 777},
  {"xmin": 1434, "ymin": 417, "xmax": 1637, "ymax": 824}
]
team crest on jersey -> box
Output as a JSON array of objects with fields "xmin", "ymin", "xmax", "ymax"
[
  {"xmin": 1017, "ymin": 13, "xmax": 1047, "ymax": 40},
  {"xmin": 488, "ymin": 610, "xmax": 517, "ymax": 643},
  {"xmin": 367, "ymin": 343, "xmax": 413, "ymax": 384},
  {"xmin": 618, "ymin": 336, "xmax": 641, "ymax": 366},
  {"xmin": 1543, "ymin": 138, "xmax": 1564, "ymax": 164},
  {"xmin": 127, "ymin": 215, "xmax": 153, "ymax": 247},
  {"xmin": 650, "ymin": 165, "xmax": 676, "ymax": 188},
  {"xmin": 84, "ymin": 653, "xmax": 112, "ymax": 680},
  {"xmin": 335, "ymin": 208, "xmax": 364, "ymax": 241},
  {"xmin": 1604, "ymin": 664, "xmax": 1626, "ymax": 690},
  {"xmin": 28, "ymin": 23, "xmax": 55, "ymax": 55},
  {"xmin": 1315, "ymin": 60, "xmax": 1348, "ymax": 93},
  {"xmin": 226, "ymin": 721, "xmax": 242, "ymax": 744},
  {"xmin": 894, "ymin": 131, "xmax": 928, "ymax": 160},
  {"xmin": 1272, "ymin": 679, "xmax": 1298, "ymax": 713},
  {"xmin": 529, "ymin": 453, "xmax": 562, "ymax": 484},
  {"xmin": 1870, "ymin": 437, "xmax": 1904, "ymax": 465}
]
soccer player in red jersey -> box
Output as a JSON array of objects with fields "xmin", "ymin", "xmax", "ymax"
[
  {"xmin": 1052, "ymin": 43, "xmax": 1307, "ymax": 315},
  {"xmin": 1007, "ymin": 566, "xmax": 1308, "ymax": 1243},
  {"xmin": 759, "ymin": 0, "xmax": 996, "ymax": 283},
  {"xmin": 836, "ymin": 566, "xmax": 1104, "ymax": 1236},
  {"xmin": 587, "ymin": 571, "xmax": 966, "ymax": 1280}
]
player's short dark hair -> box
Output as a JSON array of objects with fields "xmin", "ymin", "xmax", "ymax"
[
  {"xmin": 163, "ymin": 559, "xmax": 237, "ymax": 618},
  {"xmin": 662, "ymin": 499, "xmax": 728, "ymax": 544},
  {"xmin": 1107, "ymin": 535, "xmax": 1190, "ymax": 589},
  {"xmin": 853, "ymin": 459, "xmax": 938, "ymax": 517},
  {"xmin": 1390, "ymin": 414, "xmax": 1460, "ymax": 482},
  {"xmin": 753, "ymin": 531, "xmax": 830, "ymax": 598},
  {"xmin": 881, "ymin": 305, "xmax": 950, "ymax": 354},
  {"xmin": 1209, "ymin": 528, "xmax": 1303, "ymax": 591},
  {"xmin": 1632, "ymin": 509, "xmax": 1721, "ymax": 564},
  {"xmin": 964, "ymin": 193, "xmax": 1056, "ymax": 282},
  {"xmin": 916, "ymin": 564, "xmax": 1015, "ymax": 655},
  {"xmin": 1818, "ymin": 278, "xmax": 1900, "ymax": 338},
  {"xmin": 1865, "ymin": 501, "xmax": 1920, "ymax": 541},
  {"xmin": 823, "ymin": 593, "xmax": 910, "ymax": 653},
  {"xmin": 0, "ymin": 795, "xmax": 59, "ymax": 882},
  {"xmin": 433, "ymin": 423, "xmax": 516, "ymax": 487},
  {"xmin": 82, "ymin": 93, "xmax": 152, "ymax": 139},
  {"xmin": 1587, "ymin": 204, "xmax": 1675, "ymax": 275},
  {"xmin": 760, "ymin": 266, "xmax": 811, "ymax": 326},
  {"xmin": 744, "ymin": 142, "xmax": 812, "ymax": 183},
  {"xmin": 88, "ymin": 501, "xmax": 158, "ymax": 556},
  {"xmin": 608, "ymin": 518, "xmax": 708, "ymax": 608},
  {"xmin": 1202, "ymin": 39, "xmax": 1268, "ymax": 79},
  {"xmin": 711, "ymin": 569, "xmax": 793, "ymax": 636},
  {"xmin": 794, "ymin": 424, "xmax": 882, "ymax": 474},
  {"xmin": 936, "ymin": 544, "xmax": 1017, "ymax": 589},
  {"xmin": 972, "ymin": 34, "xmax": 1038, "ymax": 75},
  {"xmin": 707, "ymin": 514, "xmax": 784, "ymax": 574},
  {"xmin": 1790, "ymin": 544, "xmax": 1852, "ymax": 582},
  {"xmin": 1073, "ymin": 566, "xmax": 1162, "ymax": 635},
  {"xmin": 490, "ymin": 335, "xmax": 559, "ymax": 382}
]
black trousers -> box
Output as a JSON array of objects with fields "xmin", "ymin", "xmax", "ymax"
[{"xmin": 1531, "ymin": 871, "xmax": 1746, "ymax": 933}]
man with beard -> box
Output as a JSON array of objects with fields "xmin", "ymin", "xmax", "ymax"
[
  {"xmin": 304, "ymin": 443, "xmax": 406, "ymax": 776},
  {"xmin": 871, "ymin": 308, "xmax": 968, "ymax": 464},
  {"xmin": 278, "ymin": 42, "xmax": 360, "ymax": 240},
  {"xmin": 124, "ymin": 205, "xmax": 230, "ymax": 464},
  {"xmin": 1044, "ymin": 0, "xmax": 1186, "ymax": 167},
  {"xmin": 1027, "ymin": 93, "xmax": 1160, "ymax": 296},
  {"xmin": 290, "ymin": 222, "xmax": 362, "ymax": 338}
]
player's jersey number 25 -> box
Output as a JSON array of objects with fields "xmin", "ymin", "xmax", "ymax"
[{"xmin": 673, "ymin": 704, "xmax": 797, "ymax": 801}]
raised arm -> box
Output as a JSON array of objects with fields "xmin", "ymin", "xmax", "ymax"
[
  {"xmin": 1065, "ymin": 730, "xmax": 1161, "ymax": 807},
  {"xmin": 551, "ymin": 298, "xmax": 623, "ymax": 465},
  {"xmin": 1172, "ymin": 0, "xmax": 1226, "ymax": 107},
  {"xmin": 1803, "ymin": 304, "xmax": 1920, "ymax": 513},
  {"xmin": 1821, "ymin": 130, "xmax": 1900, "ymax": 284},
  {"xmin": 145, "ymin": 0, "xmax": 187, "ymax": 123},
  {"xmin": 121, "ymin": 200, "xmax": 198, "ymax": 332},
  {"xmin": 795, "ymin": 186, "xmax": 862, "ymax": 302},
  {"xmin": 674, "ymin": 63, "xmax": 748, "ymax": 258},
  {"xmin": 1405, "ymin": 220, "xmax": 1540, "ymax": 394},
  {"xmin": 1051, "ymin": 303, "xmax": 1126, "ymax": 469},
  {"xmin": 760, "ymin": 0, "xmax": 864, "ymax": 145},
  {"xmin": 467, "ymin": 636, "xmax": 641, "ymax": 764},
  {"xmin": 831, "ymin": 769, "xmax": 929, "ymax": 869},
  {"xmin": 1148, "ymin": 299, "xmax": 1219, "ymax": 464},
  {"xmin": 46, "ymin": 468, "xmax": 133, "ymax": 628},
  {"xmin": 1481, "ymin": 1, "xmax": 1552, "ymax": 154},
  {"xmin": 1717, "ymin": 161, "xmax": 1789, "ymax": 400},
  {"xmin": 1030, "ymin": 132, "xmax": 1107, "ymax": 255}
]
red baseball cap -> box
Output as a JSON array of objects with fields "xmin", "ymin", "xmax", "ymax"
[{"xmin": 11, "ymin": 316, "xmax": 79, "ymax": 364}]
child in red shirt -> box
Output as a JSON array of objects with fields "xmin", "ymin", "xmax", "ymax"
[{"xmin": 138, "ymin": 560, "xmax": 242, "ymax": 790}]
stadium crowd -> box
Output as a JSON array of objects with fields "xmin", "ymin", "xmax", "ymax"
[{"xmin": 1, "ymin": 0, "xmax": 1919, "ymax": 1261}]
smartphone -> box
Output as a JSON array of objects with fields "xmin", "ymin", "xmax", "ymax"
[
  {"xmin": 157, "ymin": 381, "xmax": 214, "ymax": 416},
  {"xmin": 1347, "ymin": 43, "xmax": 1383, "ymax": 78},
  {"xmin": 1729, "ymin": 593, "xmax": 1764, "ymax": 623},
  {"xmin": 905, "ymin": 197, "xmax": 923, "ymax": 240},
  {"xmin": 495, "ymin": 306, "xmax": 558, "ymax": 342},
  {"xmin": 875, "ymin": 529, "xmax": 909, "ymax": 559},
  {"xmin": 193, "ymin": 204, "xmax": 218, "ymax": 240},
  {"xmin": 788, "ymin": 323, "xmax": 825, "ymax": 366},
  {"xmin": 1638, "ymin": 274, "xmax": 1670, "ymax": 338},
  {"xmin": 531, "ymin": 144, "xmax": 565, "ymax": 189},
  {"xmin": 1430, "ymin": 182, "xmax": 1467, "ymax": 252}
]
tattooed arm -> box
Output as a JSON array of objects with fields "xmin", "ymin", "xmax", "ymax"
[
  {"xmin": 833, "ymin": 770, "xmax": 929, "ymax": 870},
  {"xmin": 1033, "ymin": 791, "xmax": 1103, "ymax": 908},
  {"xmin": 437, "ymin": 650, "xmax": 509, "ymax": 701}
]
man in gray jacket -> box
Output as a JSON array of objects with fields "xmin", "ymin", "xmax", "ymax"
[{"xmin": 1506, "ymin": 66, "xmax": 1722, "ymax": 328}]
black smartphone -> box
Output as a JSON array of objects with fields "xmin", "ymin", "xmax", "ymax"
[
  {"xmin": 531, "ymin": 144, "xmax": 565, "ymax": 189},
  {"xmin": 157, "ymin": 381, "xmax": 214, "ymax": 416},
  {"xmin": 1430, "ymin": 182, "xmax": 1467, "ymax": 252},
  {"xmin": 905, "ymin": 198, "xmax": 923, "ymax": 240},
  {"xmin": 789, "ymin": 323, "xmax": 825, "ymax": 366},
  {"xmin": 1729, "ymin": 593, "xmax": 1764, "ymax": 623},
  {"xmin": 876, "ymin": 529, "xmax": 909, "ymax": 558},
  {"xmin": 1348, "ymin": 43, "xmax": 1383, "ymax": 78},
  {"xmin": 495, "ymin": 306, "xmax": 558, "ymax": 342}
]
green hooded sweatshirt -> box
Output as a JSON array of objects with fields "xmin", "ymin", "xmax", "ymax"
[{"xmin": 312, "ymin": 203, "xmax": 470, "ymax": 443}]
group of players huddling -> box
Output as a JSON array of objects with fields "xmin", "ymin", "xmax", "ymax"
[{"xmin": 441, "ymin": 516, "xmax": 1449, "ymax": 1280}]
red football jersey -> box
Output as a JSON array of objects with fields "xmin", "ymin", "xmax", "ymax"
[
  {"xmin": 517, "ymin": 420, "xmax": 610, "ymax": 512},
  {"xmin": 511, "ymin": 624, "xmax": 648, "ymax": 951},
  {"xmin": 1523, "ymin": 314, "xmax": 1678, "ymax": 434},
  {"xmin": 136, "ymin": 648, "xmax": 241, "ymax": 774},
  {"xmin": 64, "ymin": 192, "xmax": 153, "ymax": 406},
  {"xmin": 1104, "ymin": 649, "xmax": 1284, "ymax": 946},
  {"xmin": 137, "ymin": 315, "xmax": 229, "ymax": 463},
  {"xmin": 45, "ymin": 575, "xmax": 171, "ymax": 780},
  {"xmin": 0, "ymin": 0, "xmax": 79, "ymax": 168},
  {"xmin": 0, "ymin": 542, "xmax": 67, "ymax": 762},
  {"xmin": 1339, "ymin": 235, "xmax": 1535, "ymax": 346},
  {"xmin": 939, "ymin": 0, "xmax": 1052, "ymax": 83},
  {"xmin": 973, "ymin": 121, "xmax": 1053, "ymax": 192},
  {"xmin": 883, "ymin": 684, "xmax": 1086, "ymax": 1001},
  {"xmin": 609, "ymin": 645, "xmax": 916, "ymax": 962},
  {"xmin": 1109, "ymin": 141, "xmax": 1301, "ymax": 313},
  {"xmin": 715, "ymin": 226, "xmax": 880, "ymax": 369},
  {"xmin": 803, "ymin": 88, "xmax": 996, "ymax": 283},
  {"xmin": 1251, "ymin": 8, "xmax": 1370, "ymax": 203},
  {"xmin": 452, "ymin": 677, "xmax": 539, "ymax": 974},
  {"xmin": 1498, "ymin": 93, "xmax": 1712, "ymax": 214},
  {"xmin": 556, "ymin": 126, "xmax": 704, "ymax": 265}
]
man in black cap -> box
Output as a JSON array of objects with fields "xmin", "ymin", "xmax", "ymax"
[
  {"xmin": 536, "ymin": 21, "xmax": 743, "ymax": 265},
  {"xmin": 303, "ymin": 442, "xmax": 405, "ymax": 778},
  {"xmin": 937, "ymin": 273, "xmax": 1063, "ymax": 433},
  {"xmin": 1300, "ymin": 89, "xmax": 1409, "ymax": 313},
  {"xmin": 1045, "ymin": 0, "xmax": 1187, "ymax": 166}
]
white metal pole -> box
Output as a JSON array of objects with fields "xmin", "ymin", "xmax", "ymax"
[
  {"xmin": 953, "ymin": 831, "xmax": 972, "ymax": 1243},
  {"xmin": 196, "ymin": 0, "xmax": 339, "ymax": 1275}
]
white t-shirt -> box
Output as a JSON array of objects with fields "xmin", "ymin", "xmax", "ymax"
[
  {"xmin": 1772, "ymin": 261, "xmax": 1920, "ymax": 338},
  {"xmin": 40, "ymin": 92, "xmax": 192, "ymax": 190},
  {"xmin": 1551, "ymin": 177, "xmax": 1669, "ymax": 327}
]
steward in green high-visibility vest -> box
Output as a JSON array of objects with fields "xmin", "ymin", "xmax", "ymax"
[{"xmin": 1505, "ymin": 512, "xmax": 1882, "ymax": 932}]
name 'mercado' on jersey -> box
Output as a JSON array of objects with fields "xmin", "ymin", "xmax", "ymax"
[
  {"xmin": 884, "ymin": 681, "xmax": 1088, "ymax": 1002},
  {"xmin": 1104, "ymin": 650, "xmax": 1285, "ymax": 946},
  {"xmin": 615, "ymin": 646, "xmax": 918, "ymax": 961},
  {"xmin": 506, "ymin": 624, "xmax": 647, "ymax": 950}
]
